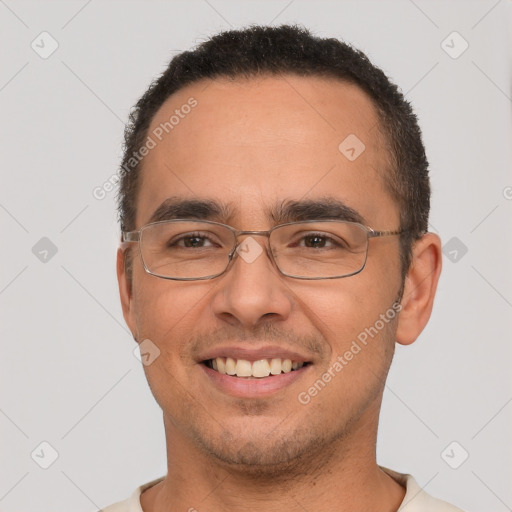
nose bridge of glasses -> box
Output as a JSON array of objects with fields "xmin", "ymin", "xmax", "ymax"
[
  {"xmin": 235, "ymin": 229, "xmax": 272, "ymax": 238},
  {"xmin": 229, "ymin": 229, "xmax": 276, "ymax": 268},
  {"xmin": 232, "ymin": 229, "xmax": 273, "ymax": 249}
]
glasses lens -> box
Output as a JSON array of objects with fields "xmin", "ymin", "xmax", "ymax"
[
  {"xmin": 140, "ymin": 221, "xmax": 234, "ymax": 279},
  {"xmin": 138, "ymin": 220, "xmax": 368, "ymax": 280},
  {"xmin": 271, "ymin": 221, "xmax": 368, "ymax": 278}
]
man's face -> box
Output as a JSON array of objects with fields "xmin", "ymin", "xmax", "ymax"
[{"xmin": 119, "ymin": 75, "xmax": 404, "ymax": 470}]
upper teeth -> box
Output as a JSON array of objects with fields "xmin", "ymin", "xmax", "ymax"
[{"xmin": 210, "ymin": 357, "xmax": 304, "ymax": 378}]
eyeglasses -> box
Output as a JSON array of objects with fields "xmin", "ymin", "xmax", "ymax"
[{"xmin": 121, "ymin": 219, "xmax": 405, "ymax": 281}]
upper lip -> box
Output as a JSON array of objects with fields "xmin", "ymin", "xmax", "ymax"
[{"xmin": 197, "ymin": 345, "xmax": 313, "ymax": 363}]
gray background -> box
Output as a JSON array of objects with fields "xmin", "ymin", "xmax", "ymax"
[{"xmin": 1, "ymin": 1, "xmax": 511, "ymax": 511}]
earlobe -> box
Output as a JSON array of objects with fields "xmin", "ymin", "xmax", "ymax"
[
  {"xmin": 116, "ymin": 247, "xmax": 138, "ymax": 339},
  {"xmin": 396, "ymin": 233, "xmax": 442, "ymax": 346}
]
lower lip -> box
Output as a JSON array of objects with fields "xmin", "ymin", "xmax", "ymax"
[{"xmin": 200, "ymin": 364, "xmax": 311, "ymax": 398}]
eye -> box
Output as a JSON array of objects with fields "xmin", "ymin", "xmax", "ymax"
[
  {"xmin": 168, "ymin": 232, "xmax": 219, "ymax": 249},
  {"xmin": 302, "ymin": 234, "xmax": 330, "ymax": 249},
  {"xmin": 295, "ymin": 232, "xmax": 347, "ymax": 249}
]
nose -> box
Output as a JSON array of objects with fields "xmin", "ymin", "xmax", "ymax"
[{"xmin": 209, "ymin": 236, "xmax": 293, "ymax": 328}]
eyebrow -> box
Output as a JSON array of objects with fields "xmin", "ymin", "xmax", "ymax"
[
  {"xmin": 146, "ymin": 196, "xmax": 366, "ymax": 226},
  {"xmin": 147, "ymin": 197, "xmax": 232, "ymax": 224},
  {"xmin": 271, "ymin": 198, "xmax": 366, "ymax": 225}
]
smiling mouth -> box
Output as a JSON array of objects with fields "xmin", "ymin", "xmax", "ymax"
[{"xmin": 203, "ymin": 357, "xmax": 311, "ymax": 378}]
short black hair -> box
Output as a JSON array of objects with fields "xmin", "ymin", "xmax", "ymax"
[{"xmin": 117, "ymin": 24, "xmax": 430, "ymax": 277}]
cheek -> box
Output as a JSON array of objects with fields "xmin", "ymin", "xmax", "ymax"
[
  {"xmin": 291, "ymin": 270, "xmax": 399, "ymax": 392},
  {"xmin": 296, "ymin": 282, "xmax": 398, "ymax": 411},
  {"xmin": 132, "ymin": 267, "xmax": 208, "ymax": 333},
  {"xmin": 132, "ymin": 275, "xmax": 218, "ymax": 375},
  {"xmin": 131, "ymin": 279, "xmax": 210, "ymax": 408},
  {"xmin": 291, "ymin": 277, "xmax": 388, "ymax": 347}
]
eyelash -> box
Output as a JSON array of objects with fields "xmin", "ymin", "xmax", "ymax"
[{"xmin": 170, "ymin": 231, "xmax": 227, "ymax": 249}]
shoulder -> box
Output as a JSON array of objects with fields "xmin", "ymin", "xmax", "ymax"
[
  {"xmin": 381, "ymin": 466, "xmax": 466, "ymax": 512},
  {"xmin": 99, "ymin": 477, "xmax": 164, "ymax": 512}
]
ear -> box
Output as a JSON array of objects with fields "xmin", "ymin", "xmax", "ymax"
[
  {"xmin": 116, "ymin": 247, "xmax": 138, "ymax": 340},
  {"xmin": 396, "ymin": 233, "xmax": 442, "ymax": 345}
]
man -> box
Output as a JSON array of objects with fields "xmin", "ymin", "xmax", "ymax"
[{"xmin": 105, "ymin": 25, "xmax": 463, "ymax": 511}]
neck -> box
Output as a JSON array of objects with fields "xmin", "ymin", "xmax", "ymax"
[{"xmin": 141, "ymin": 400, "xmax": 405, "ymax": 512}]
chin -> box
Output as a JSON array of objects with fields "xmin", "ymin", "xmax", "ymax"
[{"xmin": 189, "ymin": 419, "xmax": 340, "ymax": 478}]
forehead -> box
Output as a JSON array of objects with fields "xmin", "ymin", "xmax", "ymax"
[{"xmin": 136, "ymin": 74, "xmax": 397, "ymax": 229}]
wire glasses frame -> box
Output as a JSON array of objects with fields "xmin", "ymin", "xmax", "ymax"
[{"xmin": 120, "ymin": 219, "xmax": 406, "ymax": 281}]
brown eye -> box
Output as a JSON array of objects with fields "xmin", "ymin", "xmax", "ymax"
[
  {"xmin": 292, "ymin": 232, "xmax": 347, "ymax": 250},
  {"xmin": 303, "ymin": 235, "xmax": 328, "ymax": 248},
  {"xmin": 167, "ymin": 232, "xmax": 218, "ymax": 249}
]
